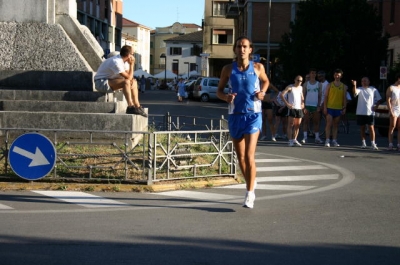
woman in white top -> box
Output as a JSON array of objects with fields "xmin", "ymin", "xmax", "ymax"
[{"xmin": 280, "ymin": 75, "xmax": 305, "ymax": 147}]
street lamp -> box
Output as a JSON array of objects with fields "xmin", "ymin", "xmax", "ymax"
[
  {"xmin": 160, "ymin": 53, "xmax": 167, "ymax": 86},
  {"xmin": 184, "ymin": 62, "xmax": 190, "ymax": 79}
]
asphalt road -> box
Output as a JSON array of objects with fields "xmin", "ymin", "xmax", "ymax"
[{"xmin": 0, "ymin": 89, "xmax": 399, "ymax": 265}]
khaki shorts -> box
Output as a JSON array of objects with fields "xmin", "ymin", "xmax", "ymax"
[{"xmin": 94, "ymin": 79, "xmax": 111, "ymax": 93}]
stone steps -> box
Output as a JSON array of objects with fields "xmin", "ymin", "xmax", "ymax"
[{"xmin": 0, "ymin": 89, "xmax": 148, "ymax": 146}]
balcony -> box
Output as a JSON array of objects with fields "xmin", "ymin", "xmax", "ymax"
[{"xmin": 225, "ymin": 1, "xmax": 244, "ymax": 19}]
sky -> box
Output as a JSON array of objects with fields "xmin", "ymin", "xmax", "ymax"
[{"xmin": 123, "ymin": 0, "xmax": 204, "ymax": 29}]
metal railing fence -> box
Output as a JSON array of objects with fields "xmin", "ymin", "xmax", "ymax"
[{"xmin": 0, "ymin": 114, "xmax": 235, "ymax": 184}]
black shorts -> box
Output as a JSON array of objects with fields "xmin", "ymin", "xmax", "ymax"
[
  {"xmin": 262, "ymin": 101, "xmax": 273, "ymax": 110},
  {"xmin": 275, "ymin": 106, "xmax": 288, "ymax": 117},
  {"xmin": 356, "ymin": 115, "xmax": 374, "ymax": 126},
  {"xmin": 288, "ymin": 109, "xmax": 304, "ymax": 118}
]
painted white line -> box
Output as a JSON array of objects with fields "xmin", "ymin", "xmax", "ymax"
[
  {"xmin": 32, "ymin": 191, "xmax": 128, "ymax": 208},
  {"xmin": 0, "ymin": 203, "xmax": 13, "ymax": 210},
  {"xmin": 157, "ymin": 190, "xmax": 241, "ymax": 201},
  {"xmin": 257, "ymin": 165, "xmax": 327, "ymax": 172},
  {"xmin": 255, "ymin": 159, "xmax": 300, "ymax": 163},
  {"xmin": 256, "ymin": 174, "xmax": 340, "ymax": 182},
  {"xmin": 217, "ymin": 184, "xmax": 315, "ymax": 191}
]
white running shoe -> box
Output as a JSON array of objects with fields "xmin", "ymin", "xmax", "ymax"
[
  {"xmin": 361, "ymin": 143, "xmax": 367, "ymax": 149},
  {"xmin": 271, "ymin": 137, "xmax": 276, "ymax": 142},
  {"xmin": 315, "ymin": 138, "xmax": 323, "ymax": 144},
  {"xmin": 388, "ymin": 143, "xmax": 394, "ymax": 151},
  {"xmin": 301, "ymin": 138, "xmax": 307, "ymax": 144},
  {"xmin": 289, "ymin": 141, "xmax": 294, "ymax": 147},
  {"xmin": 243, "ymin": 192, "xmax": 255, "ymax": 209},
  {"xmin": 371, "ymin": 144, "xmax": 378, "ymax": 150},
  {"xmin": 332, "ymin": 140, "xmax": 340, "ymax": 147},
  {"xmin": 294, "ymin": 139, "xmax": 302, "ymax": 146},
  {"xmin": 325, "ymin": 140, "xmax": 330, "ymax": 147}
]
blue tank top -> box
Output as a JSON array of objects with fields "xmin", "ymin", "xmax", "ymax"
[{"xmin": 228, "ymin": 61, "xmax": 261, "ymax": 114}]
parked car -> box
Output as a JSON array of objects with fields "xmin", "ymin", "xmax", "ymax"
[{"xmin": 193, "ymin": 77, "xmax": 229, "ymax": 102}]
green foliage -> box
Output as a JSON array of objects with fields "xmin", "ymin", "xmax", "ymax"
[{"xmin": 278, "ymin": 0, "xmax": 388, "ymax": 85}]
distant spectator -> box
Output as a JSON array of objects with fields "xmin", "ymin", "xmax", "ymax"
[{"xmin": 140, "ymin": 75, "xmax": 146, "ymax": 93}]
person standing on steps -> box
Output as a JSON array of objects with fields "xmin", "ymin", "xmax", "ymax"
[
  {"xmin": 94, "ymin": 45, "xmax": 147, "ymax": 117},
  {"xmin": 352, "ymin": 77, "xmax": 382, "ymax": 150},
  {"xmin": 216, "ymin": 36, "xmax": 270, "ymax": 209}
]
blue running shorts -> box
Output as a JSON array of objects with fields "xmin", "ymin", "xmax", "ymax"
[{"xmin": 228, "ymin": 113, "xmax": 262, "ymax": 139}]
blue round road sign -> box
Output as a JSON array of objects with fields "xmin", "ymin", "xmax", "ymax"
[{"xmin": 8, "ymin": 133, "xmax": 56, "ymax": 181}]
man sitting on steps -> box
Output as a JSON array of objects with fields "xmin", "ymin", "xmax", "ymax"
[{"xmin": 94, "ymin": 45, "xmax": 147, "ymax": 117}]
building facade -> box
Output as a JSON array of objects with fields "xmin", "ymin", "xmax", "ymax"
[
  {"xmin": 122, "ymin": 18, "xmax": 152, "ymax": 73},
  {"xmin": 226, "ymin": 0, "xmax": 301, "ymax": 81},
  {"xmin": 76, "ymin": 0, "xmax": 122, "ymax": 55},
  {"xmin": 150, "ymin": 22, "xmax": 202, "ymax": 75},
  {"xmin": 164, "ymin": 31, "xmax": 203, "ymax": 77},
  {"xmin": 368, "ymin": 0, "xmax": 400, "ymax": 68},
  {"xmin": 202, "ymin": 0, "xmax": 236, "ymax": 77}
]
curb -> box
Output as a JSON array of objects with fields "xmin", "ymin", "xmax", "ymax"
[{"xmin": 0, "ymin": 178, "xmax": 240, "ymax": 193}]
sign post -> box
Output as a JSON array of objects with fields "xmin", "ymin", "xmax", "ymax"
[{"xmin": 8, "ymin": 133, "xmax": 56, "ymax": 181}]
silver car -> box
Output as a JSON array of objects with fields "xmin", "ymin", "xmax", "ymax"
[{"xmin": 193, "ymin": 77, "xmax": 230, "ymax": 102}]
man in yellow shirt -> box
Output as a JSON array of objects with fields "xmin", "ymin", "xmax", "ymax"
[{"xmin": 323, "ymin": 69, "xmax": 348, "ymax": 147}]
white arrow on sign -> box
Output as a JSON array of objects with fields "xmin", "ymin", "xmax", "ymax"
[{"xmin": 12, "ymin": 146, "xmax": 50, "ymax": 167}]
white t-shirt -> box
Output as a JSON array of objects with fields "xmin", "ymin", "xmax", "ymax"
[
  {"xmin": 388, "ymin": 85, "xmax": 400, "ymax": 112},
  {"xmin": 304, "ymin": 81, "xmax": 320, "ymax": 107},
  {"xmin": 354, "ymin": 86, "xmax": 381, "ymax": 115},
  {"xmin": 94, "ymin": 55, "xmax": 126, "ymax": 80}
]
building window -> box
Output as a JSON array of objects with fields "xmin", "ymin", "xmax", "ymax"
[
  {"xmin": 390, "ymin": 0, "xmax": 395, "ymax": 24},
  {"xmin": 213, "ymin": 2, "xmax": 227, "ymax": 16},
  {"xmin": 190, "ymin": 44, "xmax": 202, "ymax": 56},
  {"xmin": 212, "ymin": 29, "xmax": 233, "ymax": 44},
  {"xmin": 170, "ymin": 47, "xmax": 182, "ymax": 55}
]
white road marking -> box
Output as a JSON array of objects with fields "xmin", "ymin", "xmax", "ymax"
[
  {"xmin": 0, "ymin": 203, "xmax": 13, "ymax": 210},
  {"xmin": 256, "ymin": 174, "xmax": 339, "ymax": 182},
  {"xmin": 255, "ymin": 159, "xmax": 300, "ymax": 163},
  {"xmin": 156, "ymin": 190, "xmax": 241, "ymax": 201},
  {"xmin": 217, "ymin": 184, "xmax": 315, "ymax": 191},
  {"xmin": 257, "ymin": 165, "xmax": 327, "ymax": 171},
  {"xmin": 32, "ymin": 191, "xmax": 129, "ymax": 208}
]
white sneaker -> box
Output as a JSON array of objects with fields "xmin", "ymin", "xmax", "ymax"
[
  {"xmin": 371, "ymin": 144, "xmax": 378, "ymax": 150},
  {"xmin": 332, "ymin": 140, "xmax": 340, "ymax": 147},
  {"xmin": 388, "ymin": 143, "xmax": 394, "ymax": 150},
  {"xmin": 315, "ymin": 138, "xmax": 323, "ymax": 144},
  {"xmin": 271, "ymin": 137, "xmax": 276, "ymax": 142},
  {"xmin": 361, "ymin": 143, "xmax": 367, "ymax": 149},
  {"xmin": 294, "ymin": 139, "xmax": 302, "ymax": 146},
  {"xmin": 301, "ymin": 138, "xmax": 307, "ymax": 144},
  {"xmin": 325, "ymin": 141, "xmax": 330, "ymax": 147},
  {"xmin": 243, "ymin": 192, "xmax": 255, "ymax": 209},
  {"xmin": 289, "ymin": 141, "xmax": 294, "ymax": 147}
]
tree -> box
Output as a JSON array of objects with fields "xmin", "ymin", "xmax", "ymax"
[{"xmin": 277, "ymin": 0, "xmax": 388, "ymax": 86}]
